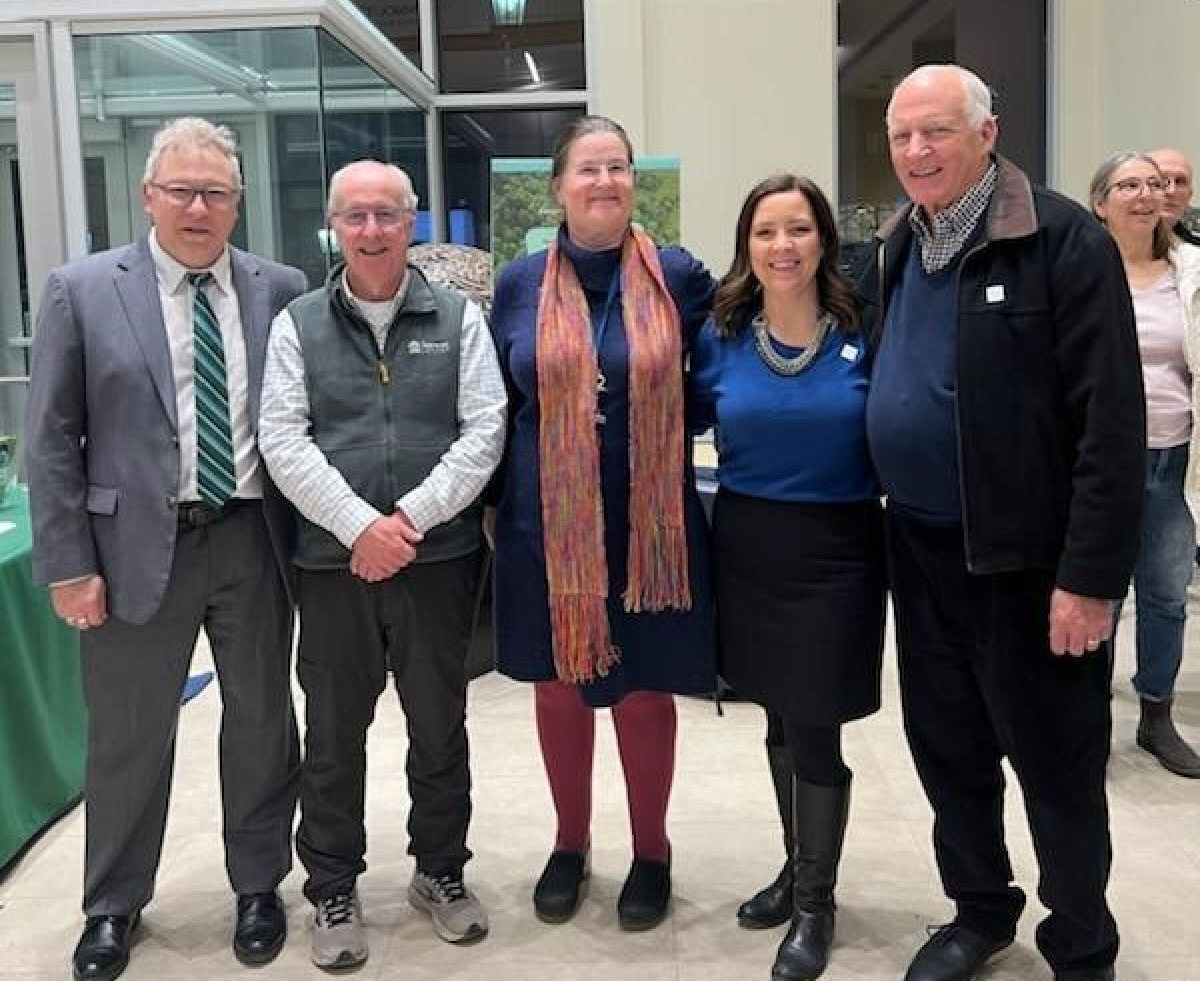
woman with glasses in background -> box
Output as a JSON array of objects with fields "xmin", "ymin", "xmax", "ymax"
[
  {"xmin": 487, "ymin": 115, "xmax": 716, "ymax": 930},
  {"xmin": 1090, "ymin": 151, "xmax": 1200, "ymax": 778}
]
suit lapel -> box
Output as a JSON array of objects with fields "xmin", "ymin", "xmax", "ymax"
[
  {"xmin": 114, "ymin": 239, "xmax": 178, "ymax": 430},
  {"xmin": 231, "ymin": 248, "xmax": 271, "ymax": 433}
]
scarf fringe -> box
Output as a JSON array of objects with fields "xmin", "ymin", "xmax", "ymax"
[
  {"xmin": 550, "ymin": 595, "xmax": 620, "ymax": 684},
  {"xmin": 624, "ymin": 521, "xmax": 691, "ymax": 613}
]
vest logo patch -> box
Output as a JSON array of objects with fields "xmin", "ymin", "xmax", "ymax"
[{"xmin": 407, "ymin": 339, "xmax": 450, "ymax": 355}]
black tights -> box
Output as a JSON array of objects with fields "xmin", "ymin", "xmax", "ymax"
[{"xmin": 765, "ymin": 710, "xmax": 850, "ymax": 787}]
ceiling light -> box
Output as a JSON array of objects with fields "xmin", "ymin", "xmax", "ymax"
[
  {"xmin": 491, "ymin": 0, "xmax": 526, "ymax": 27},
  {"xmin": 523, "ymin": 50, "xmax": 541, "ymax": 84}
]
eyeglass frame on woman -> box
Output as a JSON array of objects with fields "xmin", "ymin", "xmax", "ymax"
[
  {"xmin": 329, "ymin": 208, "xmax": 412, "ymax": 229},
  {"xmin": 1107, "ymin": 176, "xmax": 1168, "ymax": 198},
  {"xmin": 147, "ymin": 181, "xmax": 242, "ymax": 209}
]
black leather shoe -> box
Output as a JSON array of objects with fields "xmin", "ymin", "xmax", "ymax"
[
  {"xmin": 904, "ymin": 923, "xmax": 1012, "ymax": 981},
  {"xmin": 533, "ymin": 851, "xmax": 590, "ymax": 924},
  {"xmin": 72, "ymin": 912, "xmax": 140, "ymax": 981},
  {"xmin": 233, "ymin": 891, "xmax": 287, "ymax": 965},
  {"xmin": 617, "ymin": 857, "xmax": 671, "ymax": 931},
  {"xmin": 1055, "ymin": 969, "xmax": 1115, "ymax": 981}
]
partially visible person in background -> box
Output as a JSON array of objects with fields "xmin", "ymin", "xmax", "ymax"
[
  {"xmin": 1148, "ymin": 148, "xmax": 1200, "ymax": 247},
  {"xmin": 1090, "ymin": 151, "xmax": 1200, "ymax": 779},
  {"xmin": 691, "ymin": 172, "xmax": 886, "ymax": 981}
]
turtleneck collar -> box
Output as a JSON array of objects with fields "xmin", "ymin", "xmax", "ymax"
[{"xmin": 558, "ymin": 225, "xmax": 624, "ymax": 294}]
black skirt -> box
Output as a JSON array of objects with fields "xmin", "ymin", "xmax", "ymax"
[{"xmin": 712, "ymin": 489, "xmax": 886, "ymax": 724}]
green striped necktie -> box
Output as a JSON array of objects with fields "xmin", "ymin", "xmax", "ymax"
[{"xmin": 188, "ymin": 271, "xmax": 236, "ymax": 508}]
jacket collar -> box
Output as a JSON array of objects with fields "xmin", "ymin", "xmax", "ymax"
[
  {"xmin": 877, "ymin": 154, "xmax": 1038, "ymax": 246},
  {"xmin": 325, "ymin": 259, "xmax": 438, "ymax": 326}
]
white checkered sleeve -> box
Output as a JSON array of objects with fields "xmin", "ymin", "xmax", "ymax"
[
  {"xmin": 258, "ymin": 309, "xmax": 381, "ymax": 549},
  {"xmin": 396, "ymin": 299, "xmax": 507, "ymax": 532}
]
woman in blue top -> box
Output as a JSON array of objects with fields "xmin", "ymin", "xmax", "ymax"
[
  {"xmin": 488, "ymin": 116, "xmax": 716, "ymax": 932},
  {"xmin": 691, "ymin": 173, "xmax": 885, "ymax": 981}
]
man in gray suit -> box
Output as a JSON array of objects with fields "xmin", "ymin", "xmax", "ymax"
[{"xmin": 25, "ymin": 118, "xmax": 306, "ymax": 981}]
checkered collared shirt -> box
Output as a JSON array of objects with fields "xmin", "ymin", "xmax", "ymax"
[{"xmin": 908, "ymin": 161, "xmax": 998, "ymax": 273}]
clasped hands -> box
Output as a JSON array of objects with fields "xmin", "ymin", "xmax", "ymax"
[{"xmin": 350, "ymin": 510, "xmax": 423, "ymax": 582}]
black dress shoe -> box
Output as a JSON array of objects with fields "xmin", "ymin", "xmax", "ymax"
[
  {"xmin": 617, "ymin": 856, "xmax": 671, "ymax": 931},
  {"xmin": 904, "ymin": 923, "xmax": 1012, "ymax": 981},
  {"xmin": 1055, "ymin": 968, "xmax": 1115, "ymax": 981},
  {"xmin": 533, "ymin": 851, "xmax": 590, "ymax": 924},
  {"xmin": 233, "ymin": 891, "xmax": 287, "ymax": 965},
  {"xmin": 72, "ymin": 912, "xmax": 140, "ymax": 981}
]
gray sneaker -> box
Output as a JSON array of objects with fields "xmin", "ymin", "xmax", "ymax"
[
  {"xmin": 408, "ymin": 870, "xmax": 489, "ymax": 943},
  {"xmin": 310, "ymin": 890, "xmax": 368, "ymax": 969}
]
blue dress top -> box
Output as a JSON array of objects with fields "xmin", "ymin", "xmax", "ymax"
[
  {"xmin": 690, "ymin": 312, "xmax": 879, "ymax": 502},
  {"xmin": 488, "ymin": 231, "xmax": 717, "ymax": 707}
]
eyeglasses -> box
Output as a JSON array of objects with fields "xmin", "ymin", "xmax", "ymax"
[
  {"xmin": 149, "ymin": 182, "xmax": 241, "ymax": 209},
  {"xmin": 570, "ymin": 161, "xmax": 633, "ymax": 180},
  {"xmin": 1108, "ymin": 177, "xmax": 1168, "ymax": 198},
  {"xmin": 330, "ymin": 208, "xmax": 410, "ymax": 229}
]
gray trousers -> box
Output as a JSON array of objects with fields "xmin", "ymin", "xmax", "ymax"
[{"xmin": 80, "ymin": 503, "xmax": 299, "ymax": 915}]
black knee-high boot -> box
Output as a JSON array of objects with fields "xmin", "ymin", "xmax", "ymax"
[
  {"xmin": 738, "ymin": 744, "xmax": 795, "ymax": 928},
  {"xmin": 770, "ymin": 778, "xmax": 851, "ymax": 981}
]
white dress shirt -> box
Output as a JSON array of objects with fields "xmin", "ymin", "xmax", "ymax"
[
  {"xmin": 259, "ymin": 270, "xmax": 507, "ymax": 550},
  {"xmin": 149, "ymin": 229, "xmax": 261, "ymax": 501}
]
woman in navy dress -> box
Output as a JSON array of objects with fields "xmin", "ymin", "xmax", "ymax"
[
  {"xmin": 691, "ymin": 174, "xmax": 885, "ymax": 980},
  {"xmin": 488, "ymin": 115, "xmax": 715, "ymax": 931}
]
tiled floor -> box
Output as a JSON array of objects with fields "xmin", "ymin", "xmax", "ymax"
[{"xmin": 2, "ymin": 606, "xmax": 1198, "ymax": 981}]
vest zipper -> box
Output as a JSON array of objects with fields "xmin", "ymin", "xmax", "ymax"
[{"xmin": 379, "ymin": 361, "xmax": 391, "ymax": 385}]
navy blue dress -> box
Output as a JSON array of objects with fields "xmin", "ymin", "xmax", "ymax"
[{"xmin": 489, "ymin": 234, "xmax": 717, "ymax": 707}]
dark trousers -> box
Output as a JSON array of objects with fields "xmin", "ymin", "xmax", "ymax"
[
  {"xmin": 81, "ymin": 503, "xmax": 298, "ymax": 915},
  {"xmin": 296, "ymin": 552, "xmax": 481, "ymax": 904},
  {"xmin": 886, "ymin": 511, "xmax": 1118, "ymax": 973}
]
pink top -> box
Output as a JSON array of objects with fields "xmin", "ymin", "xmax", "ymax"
[{"xmin": 1133, "ymin": 267, "xmax": 1192, "ymax": 449}]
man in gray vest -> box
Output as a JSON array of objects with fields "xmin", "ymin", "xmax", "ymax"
[{"xmin": 258, "ymin": 160, "xmax": 506, "ymax": 970}]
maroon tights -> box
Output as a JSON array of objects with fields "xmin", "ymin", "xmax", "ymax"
[{"xmin": 533, "ymin": 680, "xmax": 676, "ymax": 862}]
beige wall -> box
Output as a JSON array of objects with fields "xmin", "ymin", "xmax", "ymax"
[
  {"xmin": 1053, "ymin": 0, "xmax": 1200, "ymax": 205},
  {"xmin": 589, "ymin": 0, "xmax": 836, "ymax": 273}
]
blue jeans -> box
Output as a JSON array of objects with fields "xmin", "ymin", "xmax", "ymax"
[{"xmin": 1124, "ymin": 443, "xmax": 1195, "ymax": 702}]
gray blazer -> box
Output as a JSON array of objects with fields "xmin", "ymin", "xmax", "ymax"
[{"xmin": 25, "ymin": 237, "xmax": 308, "ymax": 624}]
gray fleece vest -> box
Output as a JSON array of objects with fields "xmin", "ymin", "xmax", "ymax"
[{"xmin": 288, "ymin": 265, "xmax": 480, "ymax": 569}]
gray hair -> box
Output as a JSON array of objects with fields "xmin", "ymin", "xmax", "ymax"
[
  {"xmin": 886, "ymin": 64, "xmax": 995, "ymax": 130},
  {"xmin": 1088, "ymin": 150, "xmax": 1162, "ymax": 210},
  {"xmin": 142, "ymin": 117, "xmax": 242, "ymax": 187},
  {"xmin": 327, "ymin": 160, "xmax": 419, "ymax": 215},
  {"xmin": 1088, "ymin": 150, "xmax": 1172, "ymax": 259}
]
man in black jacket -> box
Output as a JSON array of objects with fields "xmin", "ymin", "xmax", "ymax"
[
  {"xmin": 1149, "ymin": 147, "xmax": 1200, "ymax": 246},
  {"xmin": 861, "ymin": 65, "xmax": 1145, "ymax": 981}
]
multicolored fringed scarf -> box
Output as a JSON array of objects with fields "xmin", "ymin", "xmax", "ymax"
[{"xmin": 536, "ymin": 227, "xmax": 691, "ymax": 684}]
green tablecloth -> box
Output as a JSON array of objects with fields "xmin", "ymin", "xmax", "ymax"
[{"xmin": 0, "ymin": 484, "xmax": 86, "ymax": 869}]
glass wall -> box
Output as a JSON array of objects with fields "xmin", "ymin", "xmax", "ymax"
[
  {"xmin": 837, "ymin": 0, "xmax": 1047, "ymax": 260},
  {"xmin": 0, "ymin": 83, "xmax": 29, "ymax": 454},
  {"xmin": 74, "ymin": 26, "xmax": 428, "ymax": 287},
  {"xmin": 443, "ymin": 106, "xmax": 583, "ymax": 250},
  {"xmin": 435, "ymin": 0, "xmax": 585, "ymax": 94}
]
